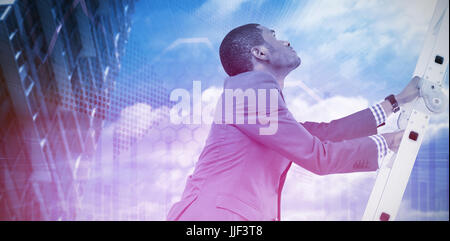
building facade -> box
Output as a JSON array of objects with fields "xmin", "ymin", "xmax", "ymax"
[{"xmin": 0, "ymin": 0, "xmax": 135, "ymax": 220}]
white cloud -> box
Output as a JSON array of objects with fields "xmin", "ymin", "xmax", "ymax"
[
  {"xmin": 396, "ymin": 200, "xmax": 449, "ymax": 221},
  {"xmin": 423, "ymin": 122, "xmax": 449, "ymax": 144},
  {"xmin": 116, "ymin": 103, "xmax": 168, "ymax": 139},
  {"xmin": 339, "ymin": 57, "xmax": 362, "ymax": 79},
  {"xmin": 286, "ymin": 93, "xmax": 370, "ymax": 123},
  {"xmin": 287, "ymin": 0, "xmax": 354, "ymax": 32},
  {"xmin": 155, "ymin": 169, "xmax": 185, "ymax": 191},
  {"xmin": 282, "ymin": 164, "xmax": 377, "ymax": 220},
  {"xmin": 195, "ymin": 0, "xmax": 253, "ymax": 17},
  {"xmin": 135, "ymin": 201, "xmax": 167, "ymax": 220},
  {"xmin": 284, "ymin": 75, "xmax": 323, "ymax": 102},
  {"xmin": 166, "ymin": 37, "xmax": 213, "ymax": 51},
  {"xmin": 279, "ymin": 93, "xmax": 380, "ymax": 220},
  {"xmin": 117, "ymin": 103, "xmax": 153, "ymax": 135},
  {"xmin": 369, "ymin": 0, "xmax": 437, "ymax": 56},
  {"xmin": 283, "ymin": 209, "xmax": 327, "ymax": 221},
  {"xmin": 281, "ymin": 0, "xmax": 436, "ymax": 50},
  {"xmin": 150, "ymin": 37, "xmax": 215, "ymax": 65},
  {"xmin": 398, "ymin": 209, "xmax": 449, "ymax": 221},
  {"xmin": 276, "ymin": 0, "xmax": 439, "ymax": 102}
]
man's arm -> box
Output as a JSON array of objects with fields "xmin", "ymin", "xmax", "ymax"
[
  {"xmin": 300, "ymin": 107, "xmax": 379, "ymax": 142},
  {"xmin": 299, "ymin": 76, "xmax": 420, "ymax": 142},
  {"xmin": 229, "ymin": 79, "xmax": 382, "ymax": 175},
  {"xmin": 300, "ymin": 105, "xmax": 393, "ymax": 168}
]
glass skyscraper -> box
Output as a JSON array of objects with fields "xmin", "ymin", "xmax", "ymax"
[{"xmin": 0, "ymin": 0, "xmax": 135, "ymax": 220}]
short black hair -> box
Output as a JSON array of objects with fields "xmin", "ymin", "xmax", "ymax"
[{"xmin": 219, "ymin": 23, "xmax": 265, "ymax": 76}]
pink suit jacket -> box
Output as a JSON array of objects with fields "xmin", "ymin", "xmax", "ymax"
[{"xmin": 167, "ymin": 71, "xmax": 380, "ymax": 221}]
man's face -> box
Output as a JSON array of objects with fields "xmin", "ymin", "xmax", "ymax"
[{"xmin": 257, "ymin": 25, "xmax": 301, "ymax": 71}]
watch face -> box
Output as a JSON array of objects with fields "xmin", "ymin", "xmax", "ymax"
[{"xmin": 386, "ymin": 95, "xmax": 398, "ymax": 106}]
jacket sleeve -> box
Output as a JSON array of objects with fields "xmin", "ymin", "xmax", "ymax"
[
  {"xmin": 229, "ymin": 78, "xmax": 379, "ymax": 175},
  {"xmin": 300, "ymin": 108, "xmax": 378, "ymax": 142}
]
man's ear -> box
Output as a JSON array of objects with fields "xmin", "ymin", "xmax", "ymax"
[{"xmin": 251, "ymin": 46, "xmax": 270, "ymax": 61}]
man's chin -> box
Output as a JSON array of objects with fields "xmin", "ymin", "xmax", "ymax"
[{"xmin": 292, "ymin": 57, "xmax": 301, "ymax": 69}]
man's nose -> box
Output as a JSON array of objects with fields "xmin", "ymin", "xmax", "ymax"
[{"xmin": 282, "ymin": 41, "xmax": 290, "ymax": 47}]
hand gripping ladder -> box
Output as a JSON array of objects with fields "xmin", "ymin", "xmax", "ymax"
[{"xmin": 362, "ymin": 0, "xmax": 449, "ymax": 221}]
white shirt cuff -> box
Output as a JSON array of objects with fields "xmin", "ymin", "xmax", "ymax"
[
  {"xmin": 369, "ymin": 103, "xmax": 387, "ymax": 126},
  {"xmin": 368, "ymin": 134, "xmax": 389, "ymax": 168}
]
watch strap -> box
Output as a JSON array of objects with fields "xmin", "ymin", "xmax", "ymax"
[{"xmin": 385, "ymin": 94, "xmax": 400, "ymax": 113}]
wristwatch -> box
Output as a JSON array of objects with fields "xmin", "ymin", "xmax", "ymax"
[{"xmin": 385, "ymin": 94, "xmax": 400, "ymax": 113}]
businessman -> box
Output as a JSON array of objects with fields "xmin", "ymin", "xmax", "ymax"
[{"xmin": 167, "ymin": 24, "xmax": 420, "ymax": 221}]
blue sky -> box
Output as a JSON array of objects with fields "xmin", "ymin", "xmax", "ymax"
[
  {"xmin": 123, "ymin": 0, "xmax": 448, "ymax": 98},
  {"xmin": 89, "ymin": 0, "xmax": 449, "ymax": 220}
]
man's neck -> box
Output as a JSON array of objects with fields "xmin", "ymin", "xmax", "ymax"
[{"xmin": 252, "ymin": 65, "xmax": 288, "ymax": 89}]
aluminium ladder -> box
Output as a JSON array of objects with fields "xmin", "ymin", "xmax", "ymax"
[{"xmin": 362, "ymin": 0, "xmax": 449, "ymax": 221}]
